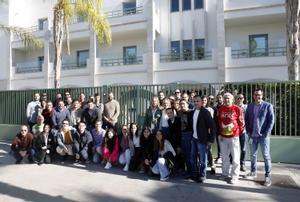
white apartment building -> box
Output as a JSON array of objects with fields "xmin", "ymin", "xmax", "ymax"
[{"xmin": 0, "ymin": 0, "xmax": 287, "ymax": 90}]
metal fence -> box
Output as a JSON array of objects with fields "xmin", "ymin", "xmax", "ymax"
[{"xmin": 0, "ymin": 82, "xmax": 299, "ymax": 136}]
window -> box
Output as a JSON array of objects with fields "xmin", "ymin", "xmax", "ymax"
[
  {"xmin": 249, "ymin": 34, "xmax": 268, "ymax": 57},
  {"xmin": 123, "ymin": 46, "xmax": 137, "ymax": 64},
  {"xmin": 38, "ymin": 56, "xmax": 44, "ymax": 69},
  {"xmin": 195, "ymin": 39, "xmax": 205, "ymax": 59},
  {"xmin": 182, "ymin": 0, "xmax": 191, "ymax": 11},
  {"xmin": 183, "ymin": 40, "xmax": 192, "ymax": 60},
  {"xmin": 195, "ymin": 0, "xmax": 204, "ymax": 9},
  {"xmin": 123, "ymin": 2, "xmax": 136, "ymax": 15},
  {"xmin": 171, "ymin": 0, "xmax": 179, "ymax": 12},
  {"xmin": 77, "ymin": 50, "xmax": 89, "ymax": 67},
  {"xmin": 171, "ymin": 41, "xmax": 180, "ymax": 60},
  {"xmin": 38, "ymin": 18, "xmax": 47, "ymax": 30}
]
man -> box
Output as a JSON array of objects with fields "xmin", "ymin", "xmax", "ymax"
[
  {"xmin": 52, "ymin": 99, "xmax": 71, "ymax": 129},
  {"xmin": 94, "ymin": 93, "xmax": 104, "ymax": 114},
  {"xmin": 190, "ymin": 96, "xmax": 216, "ymax": 183},
  {"xmin": 235, "ymin": 93, "xmax": 248, "ymax": 172},
  {"xmin": 167, "ymin": 107, "xmax": 184, "ymax": 171},
  {"xmin": 81, "ymin": 100, "xmax": 102, "ymax": 131},
  {"xmin": 11, "ymin": 125, "xmax": 34, "ymax": 164},
  {"xmin": 174, "ymin": 89, "xmax": 181, "ymax": 100},
  {"xmin": 73, "ymin": 122, "xmax": 93, "ymax": 163},
  {"xmin": 26, "ymin": 93, "xmax": 41, "ymax": 132},
  {"xmin": 144, "ymin": 96, "xmax": 161, "ymax": 133},
  {"xmin": 32, "ymin": 115, "xmax": 45, "ymax": 136},
  {"xmin": 70, "ymin": 99, "xmax": 83, "ymax": 127},
  {"xmin": 103, "ymin": 92, "xmax": 120, "ymax": 130},
  {"xmin": 218, "ymin": 93, "xmax": 244, "ymax": 184},
  {"xmin": 182, "ymin": 93, "xmax": 193, "ymax": 109},
  {"xmin": 56, "ymin": 120, "xmax": 77, "ymax": 158},
  {"xmin": 245, "ymin": 88, "xmax": 275, "ymax": 187},
  {"xmin": 42, "ymin": 101, "xmax": 54, "ymax": 128},
  {"xmin": 214, "ymin": 93, "xmax": 224, "ymax": 164},
  {"xmin": 201, "ymin": 96, "xmax": 216, "ymax": 175},
  {"xmin": 158, "ymin": 91, "xmax": 165, "ymax": 106}
]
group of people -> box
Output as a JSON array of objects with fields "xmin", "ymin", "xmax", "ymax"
[{"xmin": 10, "ymin": 88, "xmax": 274, "ymax": 186}]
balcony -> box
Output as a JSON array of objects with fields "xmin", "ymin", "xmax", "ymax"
[
  {"xmin": 224, "ymin": 0, "xmax": 285, "ymax": 26},
  {"xmin": 160, "ymin": 51, "xmax": 212, "ymax": 63},
  {"xmin": 106, "ymin": 6, "xmax": 143, "ymax": 18},
  {"xmin": 15, "ymin": 61, "xmax": 43, "ymax": 74},
  {"xmin": 101, "ymin": 56, "xmax": 143, "ymax": 67},
  {"xmin": 231, "ymin": 47, "xmax": 286, "ymax": 59}
]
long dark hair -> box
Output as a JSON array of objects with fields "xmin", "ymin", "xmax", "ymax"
[
  {"xmin": 103, "ymin": 128, "xmax": 116, "ymax": 152},
  {"xmin": 140, "ymin": 127, "xmax": 152, "ymax": 146},
  {"xmin": 153, "ymin": 130, "xmax": 165, "ymax": 151},
  {"xmin": 129, "ymin": 122, "xmax": 139, "ymax": 140}
]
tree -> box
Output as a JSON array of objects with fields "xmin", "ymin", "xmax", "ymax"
[
  {"xmin": 53, "ymin": 0, "xmax": 111, "ymax": 89},
  {"xmin": 286, "ymin": 0, "xmax": 300, "ymax": 81}
]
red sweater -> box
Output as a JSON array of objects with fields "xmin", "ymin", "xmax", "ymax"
[
  {"xmin": 11, "ymin": 133, "xmax": 33, "ymax": 151},
  {"xmin": 218, "ymin": 105, "xmax": 244, "ymax": 138}
]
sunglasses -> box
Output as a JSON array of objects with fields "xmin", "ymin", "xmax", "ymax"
[{"xmin": 237, "ymin": 97, "xmax": 244, "ymax": 99}]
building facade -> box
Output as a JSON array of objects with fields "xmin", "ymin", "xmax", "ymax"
[{"xmin": 0, "ymin": 0, "xmax": 287, "ymax": 90}]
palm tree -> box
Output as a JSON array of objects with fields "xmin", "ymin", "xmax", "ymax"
[
  {"xmin": 53, "ymin": 0, "xmax": 111, "ymax": 88},
  {"xmin": 286, "ymin": 0, "xmax": 300, "ymax": 81}
]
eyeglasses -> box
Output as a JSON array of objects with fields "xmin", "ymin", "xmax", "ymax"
[{"xmin": 237, "ymin": 97, "xmax": 244, "ymax": 99}]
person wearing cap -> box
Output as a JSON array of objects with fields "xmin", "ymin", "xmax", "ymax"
[
  {"xmin": 218, "ymin": 92, "xmax": 244, "ymax": 184},
  {"xmin": 174, "ymin": 89, "xmax": 181, "ymax": 100}
]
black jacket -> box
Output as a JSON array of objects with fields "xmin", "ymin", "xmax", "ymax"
[
  {"xmin": 167, "ymin": 117, "xmax": 181, "ymax": 150},
  {"xmin": 192, "ymin": 107, "xmax": 216, "ymax": 144}
]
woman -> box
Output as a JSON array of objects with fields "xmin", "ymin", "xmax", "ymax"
[
  {"xmin": 118, "ymin": 125, "xmax": 134, "ymax": 172},
  {"xmin": 128, "ymin": 123, "xmax": 142, "ymax": 171},
  {"xmin": 139, "ymin": 127, "xmax": 154, "ymax": 174},
  {"xmin": 102, "ymin": 128, "xmax": 119, "ymax": 170},
  {"xmin": 34, "ymin": 124, "xmax": 55, "ymax": 165},
  {"xmin": 151, "ymin": 130, "xmax": 176, "ymax": 181}
]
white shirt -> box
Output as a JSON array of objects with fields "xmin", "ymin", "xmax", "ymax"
[
  {"xmin": 193, "ymin": 109, "xmax": 200, "ymax": 139},
  {"xmin": 133, "ymin": 134, "xmax": 140, "ymax": 147}
]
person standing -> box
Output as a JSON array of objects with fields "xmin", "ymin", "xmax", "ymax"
[
  {"xmin": 245, "ymin": 88, "xmax": 275, "ymax": 187},
  {"xmin": 190, "ymin": 96, "xmax": 216, "ymax": 183},
  {"xmin": 26, "ymin": 93, "xmax": 41, "ymax": 132},
  {"xmin": 144, "ymin": 96, "xmax": 161, "ymax": 133},
  {"xmin": 235, "ymin": 93, "xmax": 248, "ymax": 172},
  {"xmin": 103, "ymin": 92, "xmax": 120, "ymax": 130},
  {"xmin": 218, "ymin": 93, "xmax": 244, "ymax": 184},
  {"xmin": 52, "ymin": 100, "xmax": 71, "ymax": 129}
]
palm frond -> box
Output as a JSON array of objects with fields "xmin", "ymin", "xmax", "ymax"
[
  {"xmin": 0, "ymin": 24, "xmax": 43, "ymax": 48},
  {"xmin": 75, "ymin": 0, "xmax": 112, "ymax": 45}
]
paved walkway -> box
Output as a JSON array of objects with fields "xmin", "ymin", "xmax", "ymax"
[{"xmin": 0, "ymin": 141, "xmax": 299, "ymax": 202}]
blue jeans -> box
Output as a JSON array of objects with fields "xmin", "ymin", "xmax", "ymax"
[
  {"xmin": 239, "ymin": 132, "xmax": 247, "ymax": 166},
  {"xmin": 181, "ymin": 131, "xmax": 192, "ymax": 176},
  {"xmin": 191, "ymin": 137, "xmax": 208, "ymax": 178},
  {"xmin": 250, "ymin": 136, "xmax": 272, "ymax": 177}
]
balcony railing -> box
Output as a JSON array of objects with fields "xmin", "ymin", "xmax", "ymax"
[
  {"xmin": 101, "ymin": 56, "xmax": 143, "ymax": 67},
  {"xmin": 106, "ymin": 6, "xmax": 143, "ymax": 18},
  {"xmin": 15, "ymin": 61, "xmax": 43, "ymax": 74},
  {"xmin": 232, "ymin": 47, "xmax": 287, "ymax": 59},
  {"xmin": 160, "ymin": 51, "xmax": 212, "ymax": 63},
  {"xmin": 69, "ymin": 6, "xmax": 143, "ymax": 24},
  {"xmin": 62, "ymin": 62, "xmax": 87, "ymax": 70}
]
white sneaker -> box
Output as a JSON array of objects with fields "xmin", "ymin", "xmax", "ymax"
[
  {"xmin": 160, "ymin": 175, "xmax": 169, "ymax": 181},
  {"xmin": 264, "ymin": 177, "xmax": 272, "ymax": 187},
  {"xmin": 229, "ymin": 178, "xmax": 238, "ymax": 184},
  {"xmin": 123, "ymin": 164, "xmax": 129, "ymax": 172},
  {"xmin": 104, "ymin": 162, "xmax": 112, "ymax": 170}
]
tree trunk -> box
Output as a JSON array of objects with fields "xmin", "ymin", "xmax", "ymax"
[
  {"xmin": 53, "ymin": 8, "xmax": 64, "ymax": 89},
  {"xmin": 286, "ymin": 0, "xmax": 300, "ymax": 81}
]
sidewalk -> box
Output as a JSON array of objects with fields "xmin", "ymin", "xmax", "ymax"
[{"xmin": 0, "ymin": 141, "xmax": 299, "ymax": 202}]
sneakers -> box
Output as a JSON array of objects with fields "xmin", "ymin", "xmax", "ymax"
[
  {"xmin": 264, "ymin": 177, "xmax": 272, "ymax": 187},
  {"xmin": 160, "ymin": 175, "xmax": 169, "ymax": 181},
  {"xmin": 214, "ymin": 158, "xmax": 222, "ymax": 164},
  {"xmin": 123, "ymin": 164, "xmax": 129, "ymax": 172},
  {"xmin": 104, "ymin": 162, "xmax": 112, "ymax": 170},
  {"xmin": 240, "ymin": 165, "xmax": 246, "ymax": 172},
  {"xmin": 229, "ymin": 178, "xmax": 238, "ymax": 184},
  {"xmin": 246, "ymin": 172, "xmax": 257, "ymax": 180}
]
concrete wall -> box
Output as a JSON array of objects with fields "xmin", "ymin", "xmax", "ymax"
[{"xmin": 224, "ymin": 0, "xmax": 284, "ymax": 10}]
